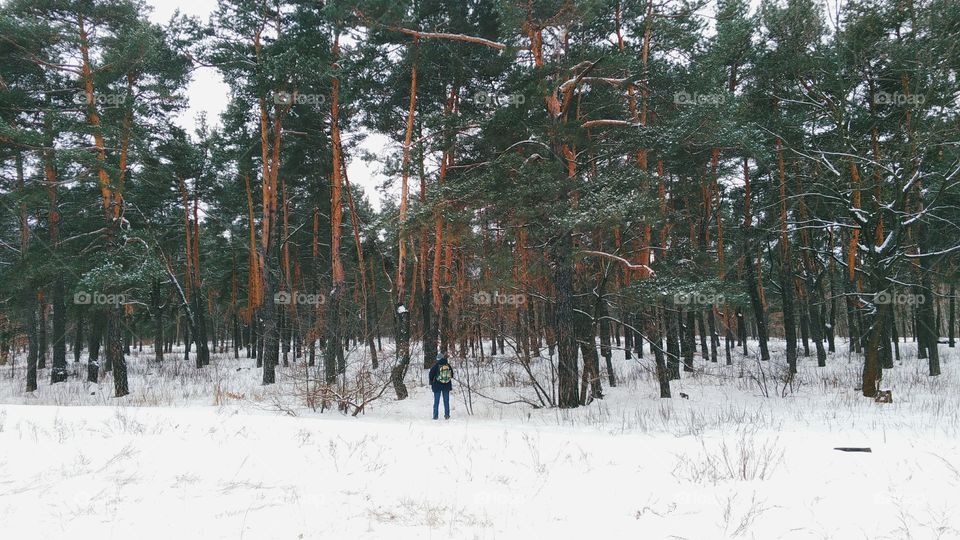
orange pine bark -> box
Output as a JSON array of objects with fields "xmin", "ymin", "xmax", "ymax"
[
  {"xmin": 330, "ymin": 34, "xmax": 345, "ymax": 287},
  {"xmin": 849, "ymin": 160, "xmax": 861, "ymax": 282},
  {"xmin": 243, "ymin": 173, "xmax": 261, "ymax": 310},
  {"xmin": 397, "ymin": 38, "xmax": 418, "ymax": 304}
]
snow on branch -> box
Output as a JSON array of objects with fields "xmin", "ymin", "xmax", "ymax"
[
  {"xmin": 558, "ymin": 76, "xmax": 628, "ymax": 93},
  {"xmin": 580, "ymin": 119, "xmax": 641, "ymax": 129},
  {"xmin": 387, "ymin": 26, "xmax": 506, "ymax": 49},
  {"xmin": 580, "ymin": 250, "xmax": 655, "ymax": 275},
  {"xmin": 353, "ymin": 9, "xmax": 506, "ymax": 49}
]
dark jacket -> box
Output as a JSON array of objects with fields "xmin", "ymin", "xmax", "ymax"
[{"xmin": 428, "ymin": 359, "xmax": 454, "ymax": 391}]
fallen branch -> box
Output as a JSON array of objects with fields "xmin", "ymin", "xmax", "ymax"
[{"xmin": 463, "ymin": 381, "xmax": 542, "ymax": 409}]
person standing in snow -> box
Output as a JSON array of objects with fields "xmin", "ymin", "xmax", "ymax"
[{"xmin": 428, "ymin": 353, "xmax": 454, "ymax": 420}]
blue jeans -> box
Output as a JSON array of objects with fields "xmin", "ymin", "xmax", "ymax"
[{"xmin": 433, "ymin": 388, "xmax": 450, "ymax": 419}]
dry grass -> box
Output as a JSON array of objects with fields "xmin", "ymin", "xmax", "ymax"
[{"xmin": 0, "ymin": 339, "xmax": 957, "ymax": 443}]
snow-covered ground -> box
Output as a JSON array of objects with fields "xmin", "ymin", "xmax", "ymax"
[{"xmin": 1, "ymin": 339, "xmax": 958, "ymax": 539}]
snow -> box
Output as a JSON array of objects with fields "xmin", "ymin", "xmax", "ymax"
[{"xmin": 1, "ymin": 340, "xmax": 958, "ymax": 538}]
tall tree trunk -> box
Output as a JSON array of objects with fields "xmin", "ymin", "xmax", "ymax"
[
  {"xmin": 251, "ymin": 13, "xmax": 290, "ymax": 384},
  {"xmin": 665, "ymin": 303, "xmax": 681, "ymax": 380},
  {"xmin": 736, "ymin": 308, "xmax": 747, "ymax": 353},
  {"xmin": 710, "ymin": 148, "xmax": 731, "ymax": 365},
  {"xmin": 37, "ymin": 294, "xmax": 47, "ymax": 370},
  {"xmin": 417, "ymin": 127, "xmax": 437, "ymax": 370},
  {"xmin": 744, "ymin": 246, "xmax": 771, "ymax": 361},
  {"xmin": 43, "ymin": 100, "xmax": 68, "ymax": 384},
  {"xmin": 696, "ymin": 310, "xmax": 710, "ymax": 362},
  {"xmin": 742, "ymin": 158, "xmax": 769, "ymax": 361},
  {"xmin": 183, "ymin": 321, "xmax": 191, "ymax": 363},
  {"xmin": 255, "ymin": 108, "xmax": 285, "ymax": 384},
  {"xmin": 623, "ymin": 312, "xmax": 634, "ymax": 360},
  {"xmin": 87, "ymin": 310, "xmax": 103, "ymax": 382},
  {"xmin": 806, "ymin": 283, "xmax": 828, "ymax": 367},
  {"xmin": 706, "ymin": 309, "xmax": 719, "ymax": 363},
  {"xmin": 73, "ymin": 309, "xmax": 84, "ymax": 364},
  {"xmin": 645, "ymin": 305, "xmax": 670, "ymax": 398},
  {"xmin": 844, "ymin": 277, "xmax": 862, "ymax": 353},
  {"xmin": 576, "ymin": 305, "xmax": 602, "ymax": 403},
  {"xmin": 24, "ymin": 289, "xmax": 38, "ymax": 392},
  {"xmin": 190, "ymin": 291, "xmax": 209, "ymax": 368},
  {"xmin": 325, "ymin": 290, "xmax": 341, "ymax": 385},
  {"xmin": 151, "ymin": 280, "xmax": 164, "ymax": 362},
  {"xmin": 949, "ymin": 284, "xmax": 955, "ymax": 348},
  {"xmin": 233, "ymin": 315, "xmax": 240, "ymax": 359},
  {"xmin": 795, "ymin": 174, "xmax": 828, "ymax": 367},
  {"xmin": 107, "ymin": 306, "xmax": 128, "ymax": 397},
  {"xmin": 325, "ymin": 33, "xmax": 347, "ymax": 383},
  {"xmin": 598, "ymin": 297, "xmax": 615, "ymax": 387},
  {"xmin": 880, "ymin": 305, "xmax": 894, "ymax": 370},
  {"xmin": 421, "ymin": 257, "xmax": 435, "ymax": 369},
  {"xmin": 78, "ymin": 15, "xmax": 127, "ymax": 395},
  {"xmin": 682, "ymin": 309, "xmax": 695, "ymax": 372},
  {"xmin": 260, "ymin": 273, "xmax": 280, "ymax": 384},
  {"xmin": 798, "ymin": 291, "xmax": 811, "ymax": 357},
  {"xmin": 861, "ymin": 291, "xmax": 889, "ymax": 397},
  {"xmin": 0, "ymin": 316, "xmax": 10, "ymax": 367},
  {"xmin": 255, "ymin": 319, "xmax": 263, "ymax": 367},
  {"xmin": 827, "ymin": 297, "xmax": 837, "ymax": 353},
  {"xmin": 890, "ymin": 305, "xmax": 901, "ymax": 361},
  {"xmin": 553, "ymin": 233, "xmax": 580, "ymax": 408},
  {"xmin": 16, "ymin": 145, "xmax": 34, "ymax": 386},
  {"xmin": 779, "ymin": 258, "xmax": 798, "ymax": 374},
  {"xmin": 50, "ymin": 278, "xmax": 67, "ymax": 383},
  {"xmin": 390, "ymin": 38, "xmax": 419, "ymax": 400},
  {"xmin": 391, "ymin": 305, "xmax": 411, "ymax": 399},
  {"xmin": 917, "ymin": 256, "xmax": 940, "ymax": 376}
]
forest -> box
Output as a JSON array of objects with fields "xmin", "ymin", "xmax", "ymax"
[
  {"xmin": 2, "ymin": 0, "xmax": 957, "ymax": 404},
  {"xmin": 1, "ymin": 0, "xmax": 959, "ymax": 537}
]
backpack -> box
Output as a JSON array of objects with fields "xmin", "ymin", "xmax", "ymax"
[{"xmin": 436, "ymin": 364, "xmax": 452, "ymax": 384}]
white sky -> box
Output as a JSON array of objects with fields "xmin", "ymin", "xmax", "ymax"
[{"xmin": 146, "ymin": 0, "xmax": 391, "ymax": 211}]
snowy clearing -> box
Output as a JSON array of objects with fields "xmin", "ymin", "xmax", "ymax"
[{"xmin": 1, "ymin": 340, "xmax": 958, "ymax": 539}]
